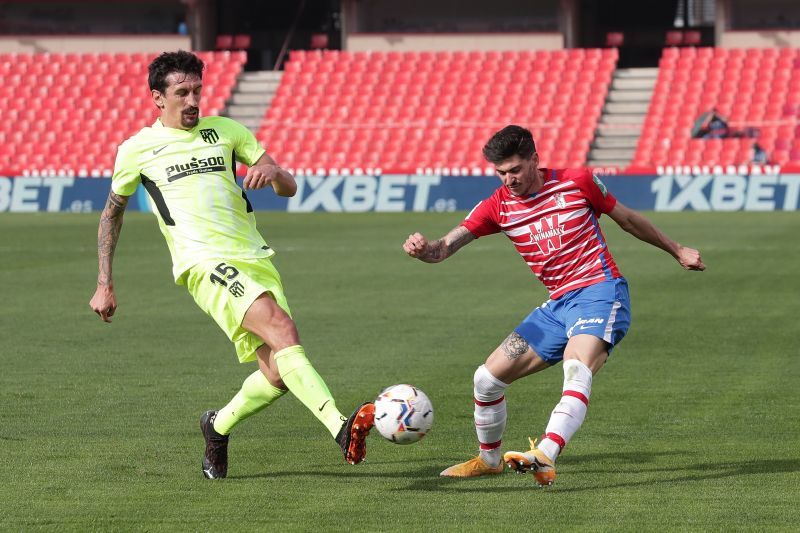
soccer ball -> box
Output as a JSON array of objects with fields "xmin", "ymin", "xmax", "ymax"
[{"xmin": 373, "ymin": 384, "xmax": 434, "ymax": 444}]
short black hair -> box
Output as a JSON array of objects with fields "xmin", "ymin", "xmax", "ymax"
[
  {"xmin": 482, "ymin": 125, "xmax": 536, "ymax": 164},
  {"xmin": 148, "ymin": 50, "xmax": 204, "ymax": 93}
]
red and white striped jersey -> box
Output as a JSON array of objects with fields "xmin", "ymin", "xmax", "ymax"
[{"xmin": 462, "ymin": 168, "xmax": 622, "ymax": 300}]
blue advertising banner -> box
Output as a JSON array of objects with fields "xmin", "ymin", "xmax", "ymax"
[{"xmin": 1, "ymin": 170, "xmax": 799, "ymax": 213}]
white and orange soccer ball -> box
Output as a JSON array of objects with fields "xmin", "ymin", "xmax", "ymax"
[{"xmin": 373, "ymin": 384, "xmax": 434, "ymax": 444}]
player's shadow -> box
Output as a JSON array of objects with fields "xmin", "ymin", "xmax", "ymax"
[
  {"xmin": 231, "ymin": 460, "xmax": 443, "ymax": 481},
  {"xmin": 395, "ymin": 451, "xmax": 800, "ymax": 493}
]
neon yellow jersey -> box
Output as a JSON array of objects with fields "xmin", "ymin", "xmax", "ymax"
[{"xmin": 111, "ymin": 116, "xmax": 273, "ymax": 282}]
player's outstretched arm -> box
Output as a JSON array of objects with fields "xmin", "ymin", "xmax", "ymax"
[
  {"xmin": 607, "ymin": 202, "xmax": 705, "ymax": 271},
  {"xmin": 242, "ymin": 153, "xmax": 297, "ymax": 197},
  {"xmin": 89, "ymin": 191, "xmax": 129, "ymax": 322},
  {"xmin": 403, "ymin": 225, "xmax": 475, "ymax": 263}
]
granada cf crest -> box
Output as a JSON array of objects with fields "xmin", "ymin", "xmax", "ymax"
[{"xmin": 200, "ymin": 128, "xmax": 219, "ymax": 144}]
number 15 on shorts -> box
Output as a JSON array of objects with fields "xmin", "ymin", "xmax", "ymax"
[{"xmin": 209, "ymin": 262, "xmax": 245, "ymax": 297}]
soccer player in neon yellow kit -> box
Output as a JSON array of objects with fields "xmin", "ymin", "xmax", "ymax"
[{"xmin": 89, "ymin": 51, "xmax": 374, "ymax": 479}]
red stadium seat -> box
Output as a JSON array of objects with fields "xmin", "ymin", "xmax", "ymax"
[
  {"xmin": 683, "ymin": 31, "xmax": 701, "ymax": 46},
  {"xmin": 310, "ymin": 33, "xmax": 329, "ymax": 50},
  {"xmin": 665, "ymin": 31, "xmax": 683, "ymax": 47},
  {"xmin": 256, "ymin": 49, "xmax": 618, "ymax": 169},
  {"xmin": 232, "ymin": 34, "xmax": 251, "ymax": 50},
  {"xmin": 633, "ymin": 46, "xmax": 800, "ymax": 168},
  {"xmin": 1, "ymin": 51, "xmax": 243, "ymax": 173},
  {"xmin": 215, "ymin": 34, "xmax": 233, "ymax": 50}
]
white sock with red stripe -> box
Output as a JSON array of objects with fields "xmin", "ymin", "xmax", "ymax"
[
  {"xmin": 539, "ymin": 359, "xmax": 593, "ymax": 462},
  {"xmin": 473, "ymin": 365, "xmax": 509, "ymax": 467}
]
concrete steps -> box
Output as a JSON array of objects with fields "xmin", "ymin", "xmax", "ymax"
[
  {"xmin": 596, "ymin": 123, "xmax": 642, "ymax": 136},
  {"xmin": 223, "ymin": 70, "xmax": 283, "ymax": 132},
  {"xmin": 594, "ymin": 136, "xmax": 640, "ymax": 149},
  {"xmin": 604, "ymin": 102, "xmax": 650, "ymax": 114},
  {"xmin": 611, "ymin": 77, "xmax": 657, "ymax": 91},
  {"xmin": 614, "ymin": 67, "xmax": 659, "ymax": 78},
  {"xmin": 607, "ymin": 89, "xmax": 653, "ymax": 102},
  {"xmin": 588, "ymin": 67, "xmax": 658, "ymax": 168},
  {"xmin": 600, "ymin": 114, "xmax": 645, "ymax": 125},
  {"xmin": 589, "ymin": 148, "xmax": 636, "ymax": 160},
  {"xmin": 587, "ymin": 159, "xmax": 632, "ymax": 167}
]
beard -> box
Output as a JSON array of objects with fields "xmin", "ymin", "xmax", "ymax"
[{"xmin": 181, "ymin": 107, "xmax": 199, "ymax": 128}]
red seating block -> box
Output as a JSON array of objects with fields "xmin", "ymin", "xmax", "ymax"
[
  {"xmin": 634, "ymin": 46, "xmax": 800, "ymax": 168},
  {"xmin": 2, "ymin": 51, "xmax": 242, "ymax": 173},
  {"xmin": 259, "ymin": 48, "xmax": 618, "ymax": 170}
]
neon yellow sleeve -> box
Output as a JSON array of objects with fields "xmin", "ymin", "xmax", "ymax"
[
  {"xmin": 227, "ymin": 118, "xmax": 266, "ymax": 166},
  {"xmin": 111, "ymin": 141, "xmax": 141, "ymax": 197}
]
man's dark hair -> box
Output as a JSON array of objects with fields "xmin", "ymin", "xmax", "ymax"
[
  {"xmin": 482, "ymin": 125, "xmax": 537, "ymax": 164},
  {"xmin": 148, "ymin": 50, "xmax": 204, "ymax": 93}
]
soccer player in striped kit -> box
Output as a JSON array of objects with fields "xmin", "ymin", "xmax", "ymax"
[{"xmin": 403, "ymin": 125, "xmax": 705, "ymax": 486}]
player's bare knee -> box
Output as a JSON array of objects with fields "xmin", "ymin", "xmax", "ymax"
[
  {"xmin": 268, "ymin": 308, "xmax": 296, "ymax": 333},
  {"xmin": 246, "ymin": 297, "xmax": 300, "ymax": 349}
]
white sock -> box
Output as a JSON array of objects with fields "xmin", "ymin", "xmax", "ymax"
[
  {"xmin": 473, "ymin": 365, "xmax": 509, "ymax": 467},
  {"xmin": 540, "ymin": 359, "xmax": 593, "ymax": 462}
]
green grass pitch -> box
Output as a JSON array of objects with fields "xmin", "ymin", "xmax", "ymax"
[{"xmin": 1, "ymin": 210, "xmax": 798, "ymax": 531}]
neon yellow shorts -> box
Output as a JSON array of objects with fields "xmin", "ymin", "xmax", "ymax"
[{"xmin": 182, "ymin": 257, "xmax": 292, "ymax": 363}]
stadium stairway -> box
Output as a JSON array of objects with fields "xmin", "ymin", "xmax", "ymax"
[
  {"xmin": 224, "ymin": 70, "xmax": 283, "ymax": 132},
  {"xmin": 589, "ymin": 67, "xmax": 657, "ymax": 168}
]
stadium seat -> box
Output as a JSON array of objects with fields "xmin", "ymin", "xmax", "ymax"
[
  {"xmin": 665, "ymin": 31, "xmax": 683, "ymax": 47},
  {"xmin": 259, "ymin": 49, "xmax": 617, "ymax": 171},
  {"xmin": 310, "ymin": 33, "xmax": 329, "ymax": 49},
  {"xmin": 633, "ymin": 46, "xmax": 800, "ymax": 168},
  {"xmin": 215, "ymin": 34, "xmax": 233, "ymax": 50},
  {"xmin": 232, "ymin": 34, "xmax": 251, "ymax": 50},
  {"xmin": 0, "ymin": 51, "xmax": 243, "ymax": 174},
  {"xmin": 683, "ymin": 30, "xmax": 701, "ymax": 46}
]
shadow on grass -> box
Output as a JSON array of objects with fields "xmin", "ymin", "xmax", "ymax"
[
  {"xmin": 229, "ymin": 457, "xmax": 446, "ymax": 480},
  {"xmin": 228, "ymin": 450, "xmax": 800, "ymax": 494},
  {"xmin": 231, "ymin": 451, "xmax": 683, "ymax": 481},
  {"xmin": 399, "ymin": 452, "xmax": 800, "ymax": 493},
  {"xmin": 231, "ymin": 463, "xmax": 442, "ymax": 481}
]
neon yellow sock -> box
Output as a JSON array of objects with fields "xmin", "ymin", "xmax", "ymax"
[
  {"xmin": 273, "ymin": 345, "xmax": 345, "ymax": 438},
  {"xmin": 213, "ymin": 370, "xmax": 287, "ymax": 435}
]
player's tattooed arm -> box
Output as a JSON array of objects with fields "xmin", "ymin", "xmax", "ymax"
[
  {"xmin": 90, "ymin": 191, "xmax": 128, "ymax": 322},
  {"xmin": 501, "ymin": 332, "xmax": 529, "ymax": 360},
  {"xmin": 96, "ymin": 191, "xmax": 129, "ymax": 286},
  {"xmin": 404, "ymin": 226, "xmax": 475, "ymax": 263}
]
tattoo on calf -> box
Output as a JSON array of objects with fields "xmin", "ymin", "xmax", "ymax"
[{"xmin": 502, "ymin": 332, "xmax": 529, "ymax": 360}]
